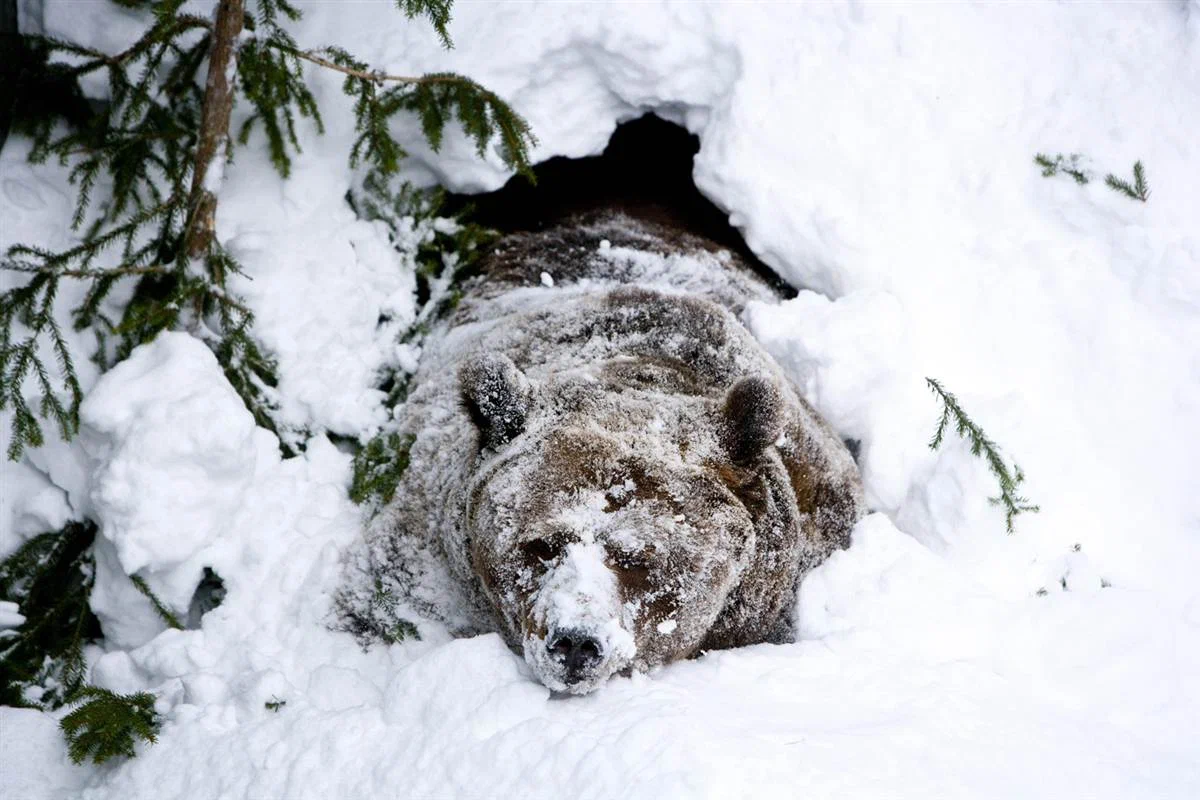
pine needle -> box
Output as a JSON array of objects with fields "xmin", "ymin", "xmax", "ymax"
[
  {"xmin": 60, "ymin": 686, "xmax": 160, "ymax": 764},
  {"xmin": 128, "ymin": 575, "xmax": 184, "ymax": 630},
  {"xmin": 1104, "ymin": 160, "xmax": 1150, "ymax": 202},
  {"xmin": 925, "ymin": 378, "xmax": 1040, "ymax": 534},
  {"xmin": 1033, "ymin": 152, "xmax": 1090, "ymax": 185},
  {"xmin": 3, "ymin": 0, "xmax": 534, "ymax": 461},
  {"xmin": 0, "ymin": 521, "xmax": 100, "ymax": 708}
]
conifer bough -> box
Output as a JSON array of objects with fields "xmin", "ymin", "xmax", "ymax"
[
  {"xmin": 926, "ymin": 378, "xmax": 1040, "ymax": 534},
  {"xmin": 1104, "ymin": 160, "xmax": 1150, "ymax": 203},
  {"xmin": 1034, "ymin": 151, "xmax": 1150, "ymax": 203},
  {"xmin": 60, "ymin": 686, "xmax": 161, "ymax": 765},
  {"xmin": 1, "ymin": 0, "xmax": 536, "ymax": 460}
]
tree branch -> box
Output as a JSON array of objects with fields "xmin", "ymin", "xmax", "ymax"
[
  {"xmin": 2, "ymin": 264, "xmax": 168, "ymax": 279},
  {"xmin": 285, "ymin": 47, "xmax": 466, "ymax": 86}
]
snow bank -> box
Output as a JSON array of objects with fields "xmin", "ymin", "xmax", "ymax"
[
  {"xmin": 219, "ymin": 200, "xmax": 421, "ymax": 444},
  {"xmin": 81, "ymin": 334, "xmax": 257, "ymax": 576},
  {"xmin": 66, "ymin": 519, "xmax": 1200, "ymax": 800},
  {"xmin": 3, "ymin": 1, "xmax": 1200, "ymax": 798},
  {"xmin": 0, "ymin": 707, "xmax": 88, "ymax": 799}
]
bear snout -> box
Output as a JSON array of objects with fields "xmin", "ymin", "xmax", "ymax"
[
  {"xmin": 547, "ymin": 628, "xmax": 604, "ymax": 682},
  {"xmin": 522, "ymin": 540, "xmax": 636, "ymax": 693}
]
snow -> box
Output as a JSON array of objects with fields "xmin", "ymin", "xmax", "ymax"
[
  {"xmin": 2, "ymin": 1, "xmax": 1199, "ymax": 798},
  {"xmin": 200, "ymin": 141, "xmax": 227, "ymax": 196},
  {"xmin": 0, "ymin": 601, "xmax": 25, "ymax": 630},
  {"xmin": 0, "ymin": 708, "xmax": 89, "ymax": 799}
]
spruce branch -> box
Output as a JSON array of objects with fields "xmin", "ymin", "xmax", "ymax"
[
  {"xmin": 0, "ymin": 521, "xmax": 100, "ymax": 708},
  {"xmin": 236, "ymin": 4, "xmax": 323, "ymax": 178},
  {"xmin": 128, "ymin": 576, "xmax": 184, "ymax": 630},
  {"xmin": 60, "ymin": 686, "xmax": 160, "ymax": 764},
  {"xmin": 3, "ymin": 0, "xmax": 535, "ymax": 461},
  {"xmin": 1036, "ymin": 152, "xmax": 1151, "ymax": 202},
  {"xmin": 280, "ymin": 47, "xmax": 536, "ymax": 179},
  {"xmin": 350, "ymin": 432, "xmax": 415, "ymax": 505},
  {"xmin": 397, "ymin": 0, "xmax": 454, "ymax": 49},
  {"xmin": 284, "ymin": 48, "xmax": 456, "ymax": 85},
  {"xmin": 1034, "ymin": 152, "xmax": 1090, "ymax": 185},
  {"xmin": 1104, "ymin": 160, "xmax": 1150, "ymax": 202},
  {"xmin": 2, "ymin": 264, "xmax": 168, "ymax": 279},
  {"xmin": 1, "ymin": 0, "xmax": 285, "ymax": 460},
  {"xmin": 925, "ymin": 378, "xmax": 1040, "ymax": 534},
  {"xmin": 0, "ymin": 273, "xmax": 83, "ymax": 460},
  {"xmin": 347, "ymin": 169, "xmax": 496, "ymax": 406}
]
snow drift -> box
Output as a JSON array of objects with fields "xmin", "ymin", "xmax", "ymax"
[{"xmin": 2, "ymin": 2, "xmax": 1199, "ymax": 798}]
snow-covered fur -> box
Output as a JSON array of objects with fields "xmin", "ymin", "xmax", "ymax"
[{"xmin": 347, "ymin": 213, "xmax": 864, "ymax": 694}]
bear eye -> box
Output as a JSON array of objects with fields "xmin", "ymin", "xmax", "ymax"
[
  {"xmin": 609, "ymin": 546, "xmax": 655, "ymax": 593},
  {"xmin": 522, "ymin": 538, "xmax": 559, "ymax": 563},
  {"xmin": 610, "ymin": 543, "xmax": 655, "ymax": 570}
]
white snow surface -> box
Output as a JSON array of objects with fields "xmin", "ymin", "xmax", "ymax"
[
  {"xmin": 80, "ymin": 335, "xmax": 259, "ymax": 612},
  {"xmin": 1, "ymin": 1, "xmax": 1199, "ymax": 798}
]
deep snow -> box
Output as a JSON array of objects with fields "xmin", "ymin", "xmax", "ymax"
[{"xmin": 3, "ymin": 1, "xmax": 1200, "ymax": 798}]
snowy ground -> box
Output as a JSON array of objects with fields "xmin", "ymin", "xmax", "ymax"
[{"xmin": 3, "ymin": 1, "xmax": 1200, "ymax": 798}]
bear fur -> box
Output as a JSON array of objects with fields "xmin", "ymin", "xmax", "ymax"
[{"xmin": 343, "ymin": 212, "xmax": 864, "ymax": 694}]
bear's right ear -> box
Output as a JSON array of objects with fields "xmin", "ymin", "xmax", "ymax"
[
  {"xmin": 721, "ymin": 375, "xmax": 785, "ymax": 464},
  {"xmin": 460, "ymin": 353, "xmax": 530, "ymax": 449}
]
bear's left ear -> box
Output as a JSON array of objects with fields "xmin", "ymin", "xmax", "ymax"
[
  {"xmin": 460, "ymin": 352, "xmax": 530, "ymax": 449},
  {"xmin": 721, "ymin": 375, "xmax": 785, "ymax": 463}
]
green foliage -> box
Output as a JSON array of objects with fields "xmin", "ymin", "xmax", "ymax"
[
  {"xmin": 310, "ymin": 50, "xmax": 537, "ymax": 179},
  {"xmin": 335, "ymin": 576, "xmax": 421, "ymax": 647},
  {"xmin": 1034, "ymin": 152, "xmax": 1090, "ymax": 185},
  {"xmin": 368, "ymin": 578, "xmax": 420, "ymax": 644},
  {"xmin": 0, "ymin": 1, "xmax": 281, "ymax": 461},
  {"xmin": 348, "ymin": 169, "xmax": 495, "ymax": 406},
  {"xmin": 0, "ymin": 29, "xmax": 94, "ymax": 154},
  {"xmin": 303, "ymin": 0, "xmax": 535, "ymax": 177},
  {"xmin": 237, "ymin": 1, "xmax": 323, "ymax": 179},
  {"xmin": 383, "ymin": 617, "xmax": 420, "ymax": 645},
  {"xmin": 350, "ymin": 432, "xmax": 415, "ymax": 506},
  {"xmin": 0, "ymin": 269, "xmax": 84, "ymax": 460},
  {"xmin": 0, "ymin": 521, "xmax": 101, "ymax": 708},
  {"xmin": 398, "ymin": 0, "xmax": 454, "ymax": 49},
  {"xmin": 112, "ymin": 244, "xmax": 291, "ymax": 445},
  {"xmin": 1034, "ymin": 152, "xmax": 1150, "ymax": 203},
  {"xmin": 3, "ymin": 0, "xmax": 534, "ymax": 462},
  {"xmin": 1104, "ymin": 160, "xmax": 1150, "ymax": 202},
  {"xmin": 128, "ymin": 576, "xmax": 184, "ymax": 630},
  {"xmin": 60, "ymin": 686, "xmax": 160, "ymax": 764},
  {"xmin": 926, "ymin": 378, "xmax": 1040, "ymax": 534},
  {"xmin": 343, "ymin": 172, "xmax": 498, "ymax": 511}
]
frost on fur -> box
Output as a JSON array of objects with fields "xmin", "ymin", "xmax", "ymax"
[{"xmin": 341, "ymin": 212, "xmax": 865, "ymax": 693}]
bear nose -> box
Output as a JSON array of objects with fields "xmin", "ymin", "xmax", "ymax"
[{"xmin": 548, "ymin": 629, "xmax": 603, "ymax": 678}]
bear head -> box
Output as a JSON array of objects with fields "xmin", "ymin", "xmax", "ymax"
[{"xmin": 459, "ymin": 351, "xmax": 788, "ymax": 694}]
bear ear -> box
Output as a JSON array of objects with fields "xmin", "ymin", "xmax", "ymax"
[
  {"xmin": 721, "ymin": 375, "xmax": 785, "ymax": 463},
  {"xmin": 460, "ymin": 353, "xmax": 530, "ymax": 449}
]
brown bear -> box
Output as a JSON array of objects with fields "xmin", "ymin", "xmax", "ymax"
[{"xmin": 346, "ymin": 212, "xmax": 864, "ymax": 694}]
